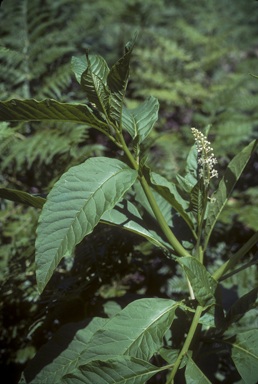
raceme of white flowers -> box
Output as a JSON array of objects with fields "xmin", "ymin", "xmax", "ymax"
[{"xmin": 191, "ymin": 128, "xmax": 218, "ymax": 202}]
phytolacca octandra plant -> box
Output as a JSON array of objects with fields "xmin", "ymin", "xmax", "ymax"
[{"xmin": 1, "ymin": 35, "xmax": 258, "ymax": 384}]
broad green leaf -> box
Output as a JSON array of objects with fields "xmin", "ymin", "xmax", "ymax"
[
  {"xmin": 60, "ymin": 356, "xmax": 164, "ymax": 384},
  {"xmin": 134, "ymin": 180, "xmax": 195, "ymax": 252},
  {"xmin": 226, "ymin": 286, "xmax": 258, "ymax": 326},
  {"xmin": 0, "ymin": 99, "xmax": 110, "ymax": 135},
  {"xmin": 81, "ymin": 53, "xmax": 110, "ymax": 114},
  {"xmin": 21, "ymin": 298, "xmax": 178, "ymax": 384},
  {"xmin": 107, "ymin": 33, "xmax": 137, "ymax": 128},
  {"xmin": 71, "ymin": 55, "xmax": 88, "ymax": 84},
  {"xmin": 79, "ymin": 298, "xmax": 179, "ymax": 364},
  {"xmin": 143, "ymin": 169, "xmax": 196, "ymax": 233},
  {"xmin": 100, "ymin": 199, "xmax": 168, "ymax": 250},
  {"xmin": 204, "ymin": 139, "xmax": 258, "ymax": 248},
  {"xmin": 230, "ymin": 330, "xmax": 258, "ymax": 384},
  {"xmin": 21, "ymin": 318, "xmax": 108, "ymax": 384},
  {"xmin": 0, "ymin": 188, "xmax": 45, "ymax": 208},
  {"xmin": 122, "ymin": 96, "xmax": 159, "ymax": 144},
  {"xmin": 185, "ymin": 355, "xmax": 212, "ymax": 384},
  {"xmin": 36, "ymin": 158, "xmax": 138, "ymax": 293},
  {"xmin": 178, "ymin": 257, "xmax": 219, "ymax": 309}
]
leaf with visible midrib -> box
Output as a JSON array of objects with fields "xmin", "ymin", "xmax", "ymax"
[
  {"xmin": 107, "ymin": 33, "xmax": 137, "ymax": 127},
  {"xmin": 78, "ymin": 298, "xmax": 179, "ymax": 364},
  {"xmin": 36, "ymin": 158, "xmax": 138, "ymax": 293},
  {"xmin": 178, "ymin": 257, "xmax": 218, "ymax": 309},
  {"xmin": 60, "ymin": 356, "xmax": 164, "ymax": 384},
  {"xmin": 81, "ymin": 53, "xmax": 110, "ymax": 115},
  {"xmin": 21, "ymin": 298, "xmax": 179, "ymax": 384},
  {"xmin": 0, "ymin": 98, "xmax": 110, "ymax": 134},
  {"xmin": 21, "ymin": 318, "xmax": 108, "ymax": 384},
  {"xmin": 230, "ymin": 329, "xmax": 258, "ymax": 384},
  {"xmin": 121, "ymin": 96, "xmax": 159, "ymax": 144}
]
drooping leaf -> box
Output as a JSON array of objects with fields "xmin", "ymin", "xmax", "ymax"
[
  {"xmin": 0, "ymin": 188, "xmax": 45, "ymax": 208},
  {"xmin": 122, "ymin": 96, "xmax": 159, "ymax": 144},
  {"xmin": 21, "ymin": 318, "xmax": 108, "ymax": 384},
  {"xmin": 79, "ymin": 298, "xmax": 180, "ymax": 364},
  {"xmin": 230, "ymin": 330, "xmax": 258, "ymax": 384},
  {"xmin": 0, "ymin": 99, "xmax": 110, "ymax": 135},
  {"xmin": 81, "ymin": 53, "xmax": 110, "ymax": 115},
  {"xmin": 100, "ymin": 199, "xmax": 169, "ymax": 250},
  {"xmin": 36, "ymin": 158, "xmax": 138, "ymax": 293},
  {"xmin": 185, "ymin": 355, "xmax": 212, "ymax": 384},
  {"xmin": 143, "ymin": 168, "xmax": 196, "ymax": 233},
  {"xmin": 204, "ymin": 139, "xmax": 258, "ymax": 248},
  {"xmin": 107, "ymin": 33, "xmax": 137, "ymax": 128},
  {"xmin": 226, "ymin": 286, "xmax": 258, "ymax": 326},
  {"xmin": 178, "ymin": 257, "xmax": 220, "ymax": 309},
  {"xmin": 60, "ymin": 356, "xmax": 164, "ymax": 384}
]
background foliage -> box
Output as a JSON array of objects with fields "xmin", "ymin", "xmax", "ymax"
[{"xmin": 0, "ymin": 0, "xmax": 258, "ymax": 383}]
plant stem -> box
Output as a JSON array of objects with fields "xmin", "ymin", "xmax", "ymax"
[
  {"xmin": 212, "ymin": 231, "xmax": 258, "ymax": 281},
  {"xmin": 118, "ymin": 131, "xmax": 190, "ymax": 257},
  {"xmin": 139, "ymin": 175, "xmax": 191, "ymax": 257},
  {"xmin": 118, "ymin": 132, "xmax": 139, "ymax": 171},
  {"xmin": 165, "ymin": 305, "xmax": 203, "ymax": 384}
]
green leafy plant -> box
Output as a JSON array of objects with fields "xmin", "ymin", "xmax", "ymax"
[{"xmin": 1, "ymin": 34, "xmax": 258, "ymax": 384}]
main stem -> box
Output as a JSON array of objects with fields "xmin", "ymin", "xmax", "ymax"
[
  {"xmin": 165, "ymin": 305, "xmax": 203, "ymax": 384},
  {"xmin": 118, "ymin": 131, "xmax": 191, "ymax": 257},
  {"xmin": 139, "ymin": 175, "xmax": 191, "ymax": 257}
]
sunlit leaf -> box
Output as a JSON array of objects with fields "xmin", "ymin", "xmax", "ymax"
[
  {"xmin": 79, "ymin": 298, "xmax": 179, "ymax": 364},
  {"xmin": 36, "ymin": 158, "xmax": 138, "ymax": 293},
  {"xmin": 122, "ymin": 96, "xmax": 159, "ymax": 143}
]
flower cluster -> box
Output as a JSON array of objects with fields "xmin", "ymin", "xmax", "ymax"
[{"xmin": 191, "ymin": 127, "xmax": 218, "ymax": 189}]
